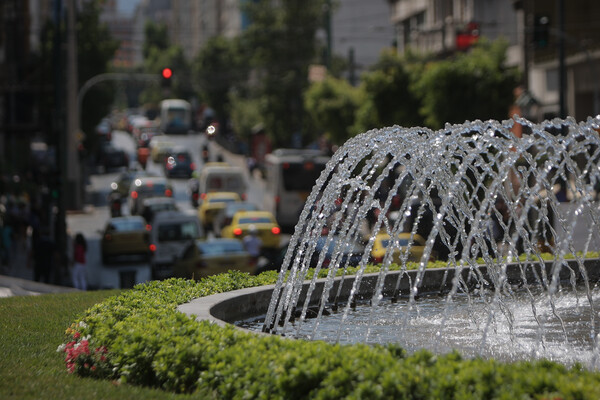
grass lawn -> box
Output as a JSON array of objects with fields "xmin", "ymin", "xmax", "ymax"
[{"xmin": 0, "ymin": 291, "xmax": 194, "ymax": 400}]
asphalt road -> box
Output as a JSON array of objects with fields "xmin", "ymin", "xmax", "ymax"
[{"xmin": 66, "ymin": 129, "xmax": 275, "ymax": 290}]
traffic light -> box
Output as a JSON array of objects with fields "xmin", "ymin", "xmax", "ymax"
[
  {"xmin": 161, "ymin": 67, "xmax": 172, "ymax": 87},
  {"xmin": 533, "ymin": 14, "xmax": 550, "ymax": 49}
]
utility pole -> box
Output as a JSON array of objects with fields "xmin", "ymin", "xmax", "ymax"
[
  {"xmin": 324, "ymin": 0, "xmax": 332, "ymax": 70},
  {"xmin": 557, "ymin": 0, "xmax": 566, "ymax": 118},
  {"xmin": 66, "ymin": 0, "xmax": 81, "ymax": 210},
  {"xmin": 53, "ymin": 0, "xmax": 67, "ymax": 267},
  {"xmin": 348, "ymin": 47, "xmax": 356, "ymax": 86}
]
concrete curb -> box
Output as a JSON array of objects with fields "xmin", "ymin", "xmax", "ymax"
[{"xmin": 178, "ymin": 258, "xmax": 600, "ymax": 332}]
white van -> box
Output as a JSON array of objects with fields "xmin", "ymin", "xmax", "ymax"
[
  {"xmin": 198, "ymin": 165, "xmax": 247, "ymax": 201},
  {"xmin": 150, "ymin": 210, "xmax": 204, "ymax": 279}
]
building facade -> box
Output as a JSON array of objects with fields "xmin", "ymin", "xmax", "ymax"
[{"xmin": 387, "ymin": 0, "xmax": 600, "ymax": 121}]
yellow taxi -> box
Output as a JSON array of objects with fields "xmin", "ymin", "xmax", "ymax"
[
  {"xmin": 198, "ymin": 192, "xmax": 241, "ymax": 229},
  {"xmin": 221, "ymin": 210, "xmax": 281, "ymax": 250},
  {"xmin": 172, "ymin": 238, "xmax": 254, "ymax": 279},
  {"xmin": 370, "ymin": 232, "xmax": 428, "ymax": 264},
  {"xmin": 100, "ymin": 215, "xmax": 152, "ymax": 264}
]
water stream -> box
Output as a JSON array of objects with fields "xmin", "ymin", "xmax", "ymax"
[{"xmin": 259, "ymin": 116, "xmax": 600, "ymax": 367}]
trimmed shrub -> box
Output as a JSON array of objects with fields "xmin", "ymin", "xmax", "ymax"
[{"xmin": 58, "ymin": 268, "xmax": 600, "ymax": 398}]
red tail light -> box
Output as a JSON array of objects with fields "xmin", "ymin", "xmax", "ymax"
[
  {"xmin": 271, "ymin": 227, "xmax": 281, "ymax": 235},
  {"xmin": 192, "ymin": 193, "xmax": 199, "ymax": 201},
  {"xmin": 165, "ymin": 189, "xmax": 173, "ymax": 197},
  {"xmin": 200, "ymin": 193, "xmax": 207, "ymax": 200},
  {"xmin": 190, "ymin": 162, "xmax": 196, "ymax": 170},
  {"xmin": 145, "ymin": 224, "xmax": 152, "ymax": 231},
  {"xmin": 233, "ymin": 228, "xmax": 243, "ymax": 236},
  {"xmin": 131, "ymin": 191, "xmax": 138, "ymax": 199},
  {"xmin": 149, "ymin": 244, "xmax": 156, "ymax": 252}
]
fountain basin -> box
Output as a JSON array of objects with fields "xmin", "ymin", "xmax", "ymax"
[{"xmin": 179, "ymin": 257, "xmax": 600, "ymax": 329}]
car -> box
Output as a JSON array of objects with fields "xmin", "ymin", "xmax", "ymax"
[
  {"xmin": 164, "ymin": 148, "xmax": 196, "ymax": 179},
  {"xmin": 220, "ymin": 210, "xmax": 281, "ymax": 251},
  {"xmin": 188, "ymin": 162, "xmax": 231, "ymax": 207},
  {"xmin": 139, "ymin": 196, "xmax": 178, "ymax": 227},
  {"xmin": 97, "ymin": 142, "xmax": 129, "ymax": 171},
  {"xmin": 136, "ymin": 126, "xmax": 161, "ymax": 148},
  {"xmin": 310, "ymin": 235, "xmax": 365, "ymax": 269},
  {"xmin": 198, "ymin": 192, "xmax": 241, "ymax": 229},
  {"xmin": 128, "ymin": 176, "xmax": 174, "ymax": 215},
  {"xmin": 172, "ymin": 238, "xmax": 253, "ymax": 279},
  {"xmin": 95, "ymin": 118, "xmax": 112, "ymax": 141},
  {"xmin": 195, "ymin": 164, "xmax": 247, "ymax": 206},
  {"xmin": 110, "ymin": 170, "xmax": 158, "ymax": 199},
  {"xmin": 100, "ymin": 215, "xmax": 152, "ymax": 264},
  {"xmin": 149, "ymin": 211, "xmax": 205, "ymax": 279},
  {"xmin": 212, "ymin": 201, "xmax": 259, "ymax": 235},
  {"xmin": 370, "ymin": 232, "xmax": 428, "ymax": 264},
  {"xmin": 256, "ymin": 241, "xmax": 289, "ymax": 274}
]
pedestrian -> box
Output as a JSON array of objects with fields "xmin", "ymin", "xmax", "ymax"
[
  {"xmin": 243, "ymin": 225, "xmax": 262, "ymax": 266},
  {"xmin": 72, "ymin": 232, "xmax": 87, "ymax": 290}
]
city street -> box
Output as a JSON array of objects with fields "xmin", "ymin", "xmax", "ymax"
[{"xmin": 67, "ymin": 129, "xmax": 269, "ymax": 290}]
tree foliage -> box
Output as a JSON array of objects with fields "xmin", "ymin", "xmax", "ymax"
[
  {"xmin": 354, "ymin": 49, "xmax": 424, "ymax": 133},
  {"xmin": 193, "ymin": 36, "xmax": 248, "ymax": 128},
  {"xmin": 140, "ymin": 21, "xmax": 192, "ymax": 106},
  {"xmin": 304, "ymin": 76, "xmax": 362, "ymax": 145},
  {"xmin": 415, "ymin": 39, "xmax": 520, "ymax": 129},
  {"xmin": 239, "ymin": 0, "xmax": 326, "ymax": 147}
]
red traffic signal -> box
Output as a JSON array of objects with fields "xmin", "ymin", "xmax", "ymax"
[{"xmin": 161, "ymin": 68, "xmax": 172, "ymax": 79}]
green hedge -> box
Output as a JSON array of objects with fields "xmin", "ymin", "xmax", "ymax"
[{"xmin": 58, "ymin": 268, "xmax": 600, "ymax": 398}]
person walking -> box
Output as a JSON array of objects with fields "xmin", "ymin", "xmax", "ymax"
[
  {"xmin": 72, "ymin": 233, "xmax": 87, "ymax": 290},
  {"xmin": 243, "ymin": 225, "xmax": 262, "ymax": 267}
]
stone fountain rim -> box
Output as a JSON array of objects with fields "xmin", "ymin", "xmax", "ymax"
[{"xmin": 178, "ymin": 258, "xmax": 600, "ymax": 335}]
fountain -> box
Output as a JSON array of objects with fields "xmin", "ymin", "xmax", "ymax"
[{"xmin": 248, "ymin": 115, "xmax": 600, "ymax": 368}]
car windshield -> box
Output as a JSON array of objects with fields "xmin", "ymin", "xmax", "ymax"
[
  {"xmin": 138, "ymin": 183, "xmax": 167, "ymax": 194},
  {"xmin": 149, "ymin": 203, "xmax": 176, "ymax": 212},
  {"xmin": 197, "ymin": 240, "xmax": 244, "ymax": 255},
  {"xmin": 209, "ymin": 197, "xmax": 237, "ymax": 204},
  {"xmin": 157, "ymin": 221, "xmax": 199, "ymax": 241},
  {"xmin": 380, "ymin": 238, "xmax": 411, "ymax": 248},
  {"xmin": 317, "ymin": 237, "xmax": 363, "ymax": 254},
  {"xmin": 238, "ymin": 216, "xmax": 272, "ymax": 224},
  {"xmin": 226, "ymin": 203, "xmax": 257, "ymax": 215},
  {"xmin": 110, "ymin": 218, "xmax": 145, "ymax": 231},
  {"xmin": 206, "ymin": 174, "xmax": 244, "ymax": 191}
]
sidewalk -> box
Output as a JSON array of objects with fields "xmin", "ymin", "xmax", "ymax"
[{"xmin": 0, "ymin": 274, "xmax": 79, "ymax": 298}]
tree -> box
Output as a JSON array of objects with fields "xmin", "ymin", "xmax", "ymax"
[
  {"xmin": 193, "ymin": 36, "xmax": 248, "ymax": 131},
  {"xmin": 76, "ymin": 0, "xmax": 119, "ymax": 149},
  {"xmin": 140, "ymin": 22, "xmax": 193, "ymax": 106},
  {"xmin": 354, "ymin": 49, "xmax": 424, "ymax": 134},
  {"xmin": 304, "ymin": 75, "xmax": 362, "ymax": 145},
  {"xmin": 415, "ymin": 39, "xmax": 520, "ymax": 129},
  {"xmin": 38, "ymin": 0, "xmax": 118, "ymax": 157},
  {"xmin": 239, "ymin": 0, "xmax": 327, "ymax": 148}
]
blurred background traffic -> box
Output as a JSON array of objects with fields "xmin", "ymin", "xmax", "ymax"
[{"xmin": 1, "ymin": 0, "xmax": 599, "ymax": 290}]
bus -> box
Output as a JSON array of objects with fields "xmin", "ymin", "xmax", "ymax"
[
  {"xmin": 159, "ymin": 99, "xmax": 192, "ymax": 134},
  {"xmin": 263, "ymin": 148, "xmax": 330, "ymax": 230}
]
